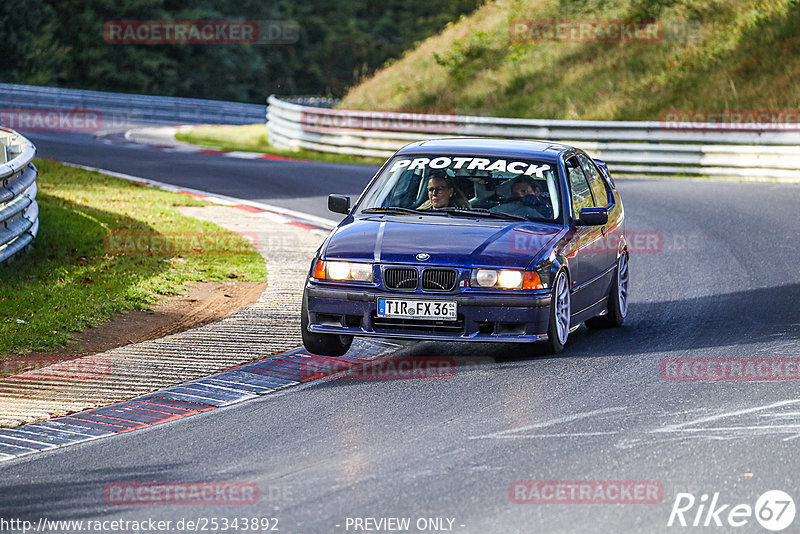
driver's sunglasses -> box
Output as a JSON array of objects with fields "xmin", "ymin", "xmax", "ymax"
[{"xmin": 427, "ymin": 186, "xmax": 452, "ymax": 193}]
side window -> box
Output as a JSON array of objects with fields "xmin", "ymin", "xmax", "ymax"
[
  {"xmin": 577, "ymin": 153, "xmax": 608, "ymax": 207},
  {"xmin": 565, "ymin": 157, "xmax": 593, "ymax": 220}
]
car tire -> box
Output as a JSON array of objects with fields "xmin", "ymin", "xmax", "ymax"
[
  {"xmin": 544, "ymin": 269, "xmax": 571, "ymax": 354},
  {"xmin": 586, "ymin": 252, "xmax": 629, "ymax": 329},
  {"xmin": 301, "ymin": 290, "xmax": 353, "ymax": 357}
]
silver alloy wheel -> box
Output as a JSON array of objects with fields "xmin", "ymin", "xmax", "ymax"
[
  {"xmin": 554, "ymin": 271, "xmax": 570, "ymax": 344},
  {"xmin": 617, "ymin": 253, "xmax": 629, "ymax": 318}
]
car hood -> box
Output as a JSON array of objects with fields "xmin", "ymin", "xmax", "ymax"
[{"xmin": 323, "ymin": 215, "xmax": 562, "ymax": 270}]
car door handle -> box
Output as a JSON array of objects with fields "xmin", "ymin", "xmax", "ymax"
[{"xmin": 601, "ymin": 226, "xmax": 607, "ymax": 237}]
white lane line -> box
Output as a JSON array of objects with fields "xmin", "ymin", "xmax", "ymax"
[
  {"xmin": 661, "ymin": 424, "xmax": 800, "ymax": 432},
  {"xmin": 759, "ymin": 411, "xmax": 800, "ymax": 418},
  {"xmin": 651, "ymin": 400, "xmax": 800, "ymax": 434},
  {"xmin": 467, "ymin": 406, "xmax": 626, "ymax": 440},
  {"xmin": 224, "ymin": 151, "xmax": 268, "ymax": 159},
  {"xmin": 477, "ymin": 431, "xmax": 620, "ymax": 439},
  {"xmin": 161, "ymin": 146, "xmax": 203, "ymax": 153}
]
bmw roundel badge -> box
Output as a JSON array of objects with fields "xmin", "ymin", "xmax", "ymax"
[{"xmin": 416, "ymin": 253, "xmax": 430, "ymax": 261}]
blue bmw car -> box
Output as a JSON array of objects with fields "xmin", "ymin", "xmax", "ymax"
[{"xmin": 302, "ymin": 139, "xmax": 628, "ymax": 355}]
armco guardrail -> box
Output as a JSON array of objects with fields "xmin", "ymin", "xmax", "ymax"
[
  {"xmin": 0, "ymin": 83, "xmax": 265, "ymax": 128},
  {"xmin": 267, "ymin": 95, "xmax": 800, "ymax": 179},
  {"xmin": 0, "ymin": 128, "xmax": 38, "ymax": 264}
]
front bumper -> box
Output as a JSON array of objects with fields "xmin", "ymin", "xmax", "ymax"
[{"xmin": 305, "ymin": 285, "xmax": 552, "ymax": 343}]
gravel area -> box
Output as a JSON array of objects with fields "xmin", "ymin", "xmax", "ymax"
[{"xmin": 0, "ymin": 206, "xmax": 325, "ymax": 427}]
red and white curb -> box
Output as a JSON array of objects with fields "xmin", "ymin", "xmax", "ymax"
[{"xmin": 0, "ymin": 342, "xmax": 398, "ymax": 462}]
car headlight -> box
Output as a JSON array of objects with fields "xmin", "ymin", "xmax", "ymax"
[
  {"xmin": 313, "ymin": 260, "xmax": 373, "ymax": 282},
  {"xmin": 470, "ymin": 269, "xmax": 542, "ymax": 290},
  {"xmin": 474, "ymin": 269, "xmax": 498, "ymax": 287},
  {"xmin": 498, "ymin": 270, "xmax": 523, "ymax": 289}
]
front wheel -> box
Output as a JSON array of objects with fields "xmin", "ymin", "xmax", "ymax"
[
  {"xmin": 544, "ymin": 270, "xmax": 571, "ymax": 354},
  {"xmin": 301, "ymin": 291, "xmax": 353, "ymax": 356},
  {"xmin": 587, "ymin": 252, "xmax": 629, "ymax": 329}
]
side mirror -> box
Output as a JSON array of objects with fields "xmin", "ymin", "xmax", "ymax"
[
  {"xmin": 328, "ymin": 194, "xmax": 351, "ymax": 214},
  {"xmin": 577, "ymin": 207, "xmax": 608, "ymax": 226}
]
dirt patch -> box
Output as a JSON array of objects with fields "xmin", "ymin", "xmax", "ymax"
[{"xmin": 6, "ymin": 281, "xmax": 267, "ymax": 374}]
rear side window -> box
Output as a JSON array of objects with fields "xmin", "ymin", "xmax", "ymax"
[
  {"xmin": 577, "ymin": 153, "xmax": 608, "ymax": 207},
  {"xmin": 566, "ymin": 157, "xmax": 593, "ymax": 219}
]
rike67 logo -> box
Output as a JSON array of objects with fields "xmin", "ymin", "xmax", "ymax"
[{"xmin": 668, "ymin": 490, "xmax": 796, "ymax": 531}]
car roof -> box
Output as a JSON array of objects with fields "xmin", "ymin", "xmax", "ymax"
[{"xmin": 395, "ymin": 138, "xmax": 574, "ymax": 163}]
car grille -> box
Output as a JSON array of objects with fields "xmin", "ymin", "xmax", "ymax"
[
  {"xmin": 384, "ymin": 267, "xmax": 418, "ymax": 290},
  {"xmin": 422, "ymin": 268, "xmax": 457, "ymax": 292}
]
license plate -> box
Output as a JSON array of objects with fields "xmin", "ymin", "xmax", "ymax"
[{"xmin": 377, "ymin": 298, "xmax": 457, "ymax": 321}]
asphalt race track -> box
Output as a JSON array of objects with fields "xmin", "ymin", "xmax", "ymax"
[
  {"xmin": 26, "ymin": 131, "xmax": 377, "ymax": 220},
  {"xmin": 2, "ymin": 130, "xmax": 800, "ymax": 532}
]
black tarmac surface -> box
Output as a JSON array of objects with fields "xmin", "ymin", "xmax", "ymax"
[{"xmin": 3, "ymin": 130, "xmax": 799, "ymax": 533}]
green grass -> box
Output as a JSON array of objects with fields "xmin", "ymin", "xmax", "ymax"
[
  {"xmin": 0, "ymin": 159, "xmax": 267, "ymax": 356},
  {"xmin": 175, "ymin": 124, "xmax": 385, "ymax": 166},
  {"xmin": 340, "ymin": 0, "xmax": 800, "ymax": 120}
]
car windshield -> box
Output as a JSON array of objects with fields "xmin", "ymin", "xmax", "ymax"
[{"xmin": 357, "ymin": 155, "xmax": 560, "ymax": 221}]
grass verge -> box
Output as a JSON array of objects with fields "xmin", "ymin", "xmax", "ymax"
[
  {"xmin": 0, "ymin": 159, "xmax": 267, "ymax": 357},
  {"xmin": 341, "ymin": 0, "xmax": 800, "ymax": 120},
  {"xmin": 175, "ymin": 124, "xmax": 385, "ymax": 166}
]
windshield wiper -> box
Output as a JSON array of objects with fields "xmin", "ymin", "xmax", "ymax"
[
  {"xmin": 438, "ymin": 207, "xmax": 529, "ymax": 222},
  {"xmin": 361, "ymin": 207, "xmax": 447, "ymax": 216}
]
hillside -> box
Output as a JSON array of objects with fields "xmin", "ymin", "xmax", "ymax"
[{"xmin": 340, "ymin": 0, "xmax": 800, "ymax": 120}]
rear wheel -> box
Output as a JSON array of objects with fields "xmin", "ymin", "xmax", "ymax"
[
  {"xmin": 301, "ymin": 291, "xmax": 353, "ymax": 356},
  {"xmin": 544, "ymin": 270, "xmax": 570, "ymax": 354},
  {"xmin": 587, "ymin": 252, "xmax": 629, "ymax": 329}
]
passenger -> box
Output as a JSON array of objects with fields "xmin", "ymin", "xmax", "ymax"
[
  {"xmin": 509, "ymin": 176, "xmax": 553, "ymax": 218},
  {"xmin": 417, "ymin": 170, "xmax": 470, "ymax": 210},
  {"xmin": 511, "ymin": 176, "xmax": 541, "ymax": 199}
]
